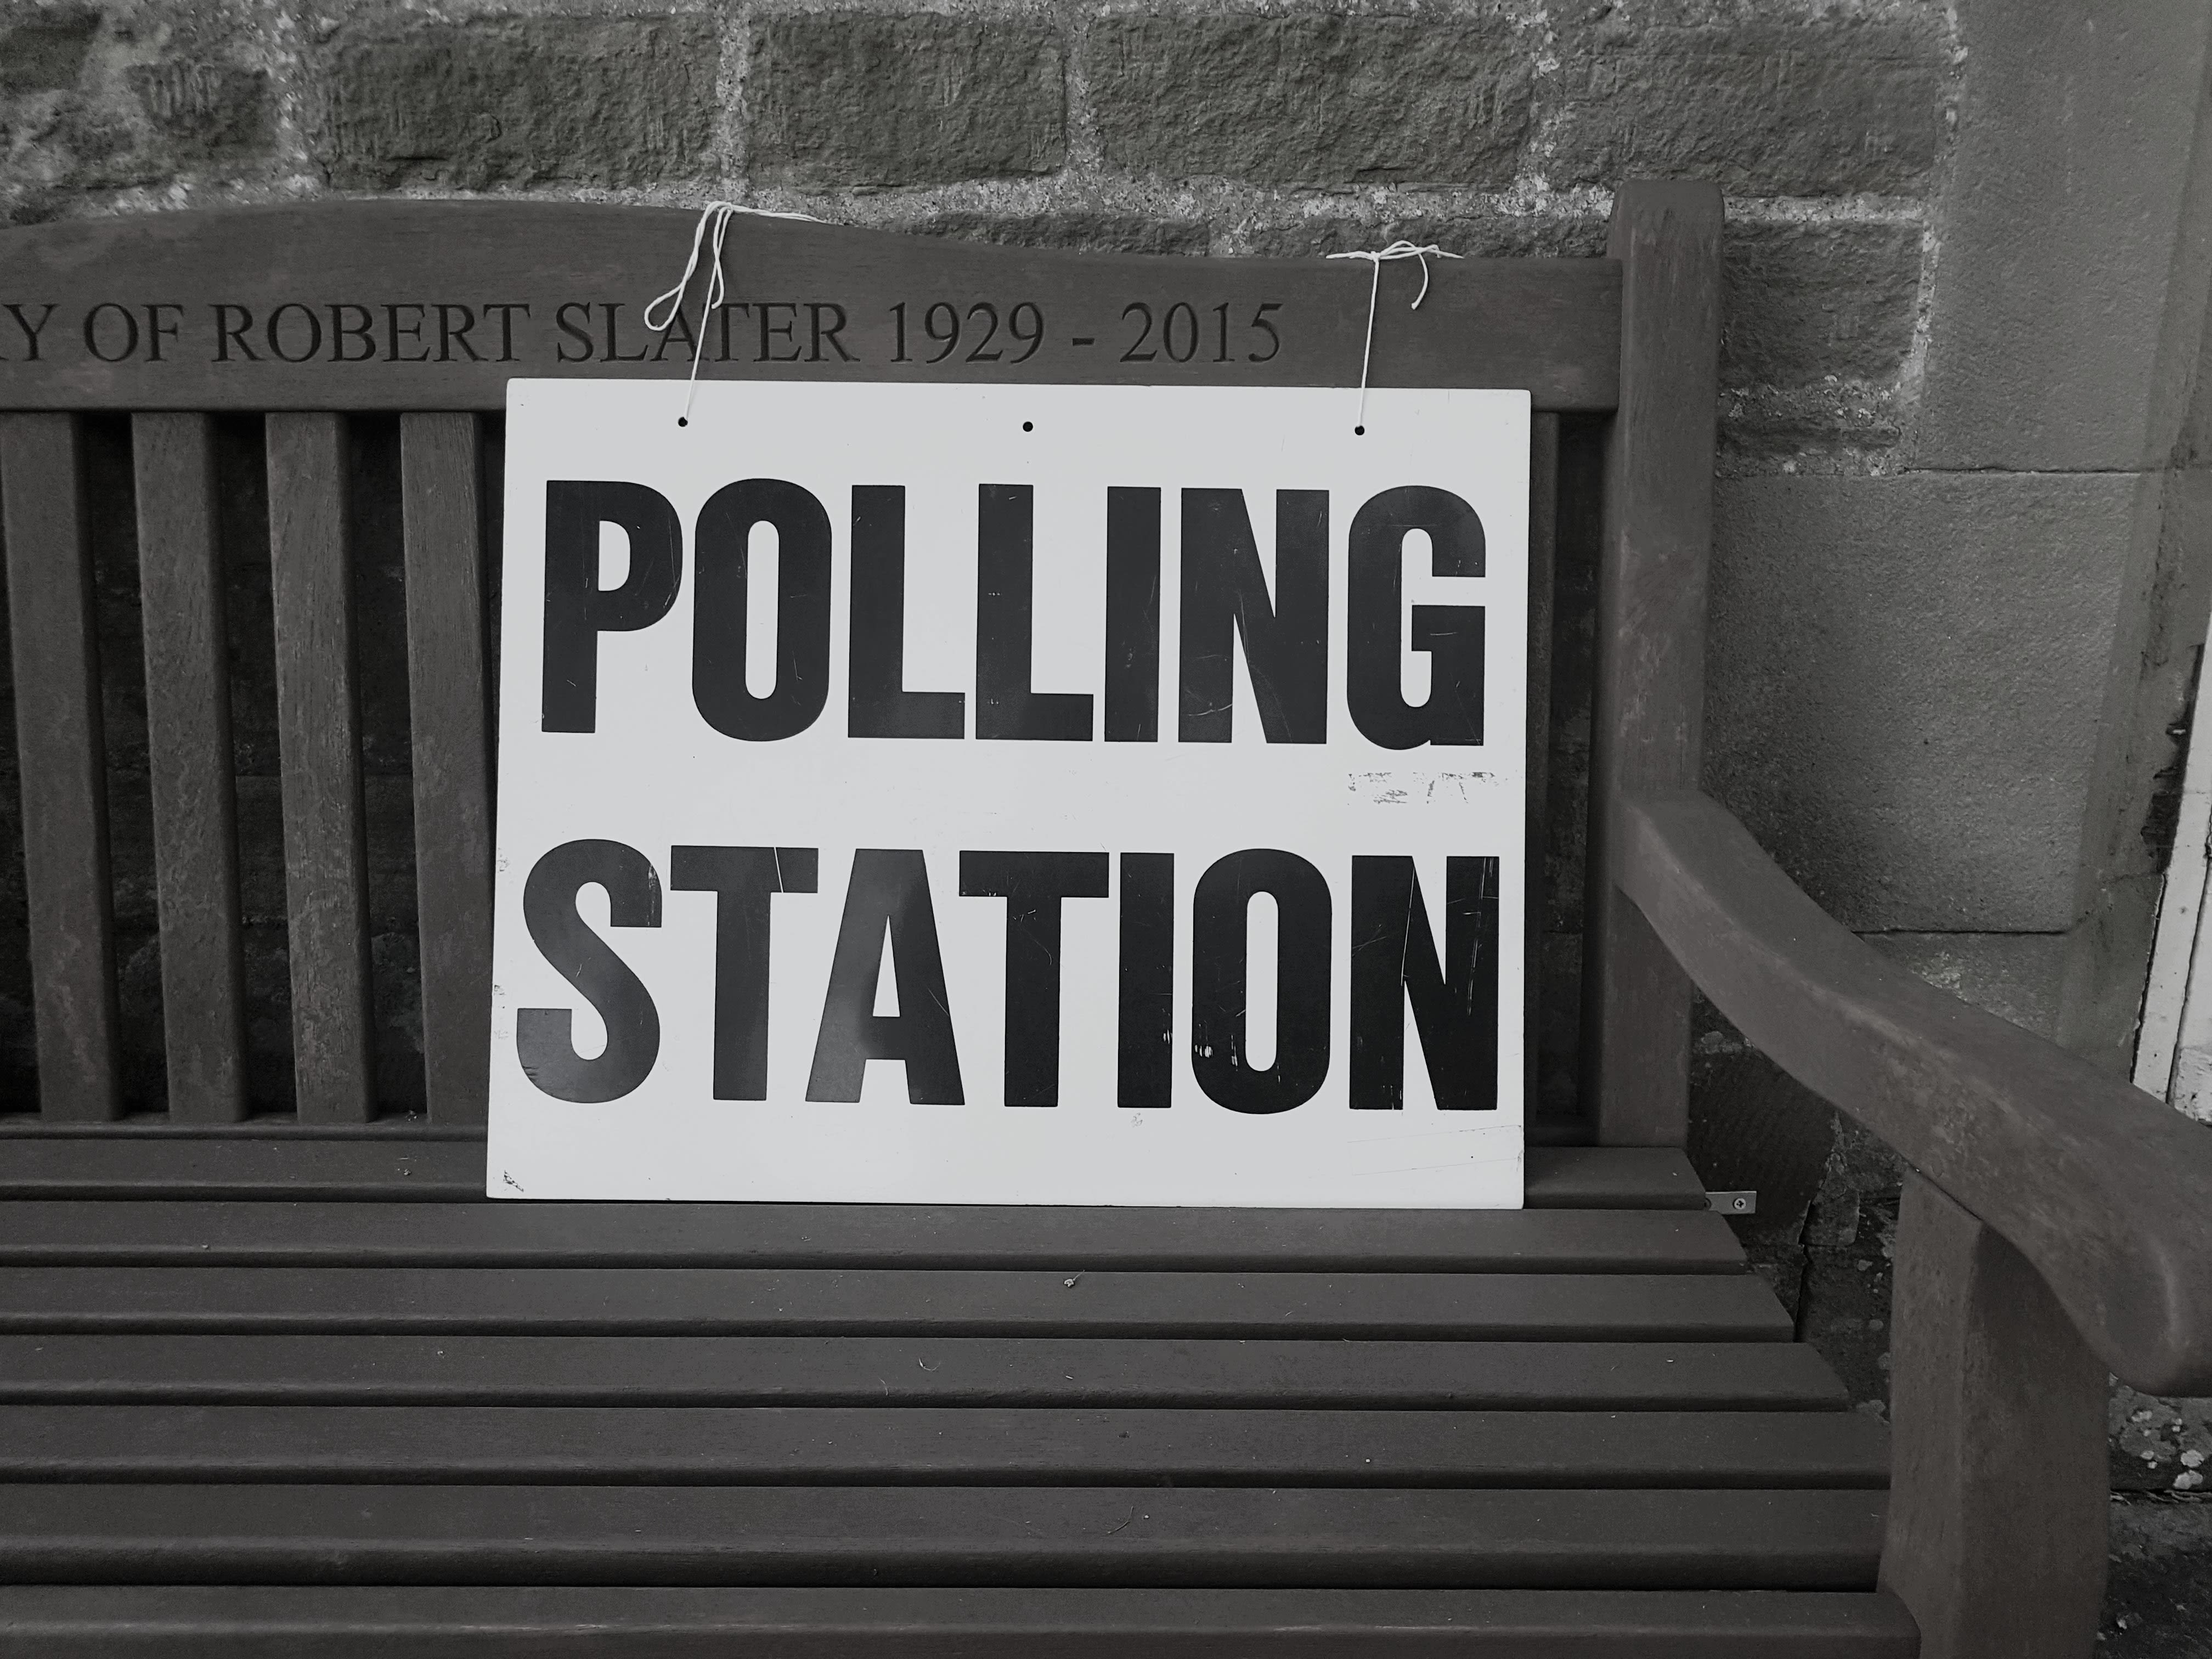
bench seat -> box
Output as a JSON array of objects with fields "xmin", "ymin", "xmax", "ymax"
[{"xmin": 0, "ymin": 1136, "xmax": 1912, "ymax": 1655}]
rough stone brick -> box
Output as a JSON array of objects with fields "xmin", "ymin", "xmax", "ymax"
[
  {"xmin": 1547, "ymin": 10, "xmax": 1948, "ymax": 196},
  {"xmin": 917, "ymin": 211, "xmax": 1207, "ymax": 257},
  {"xmin": 128, "ymin": 59, "xmax": 269, "ymax": 162},
  {"xmin": 1864, "ymin": 932, "xmax": 2067, "ymax": 1037},
  {"xmin": 1916, "ymin": 0, "xmax": 2212, "ymax": 472},
  {"xmin": 0, "ymin": 0, "xmax": 276, "ymax": 221},
  {"xmin": 318, "ymin": 15, "xmax": 715, "ymax": 190},
  {"xmin": 0, "ymin": 5, "xmax": 98, "ymax": 92},
  {"xmin": 1090, "ymin": 16, "xmax": 1532, "ymax": 188},
  {"xmin": 1707, "ymin": 472, "xmax": 2134, "ymax": 932},
  {"xmin": 1242, "ymin": 213, "xmax": 1604, "ymax": 261},
  {"xmin": 1719, "ymin": 381, "xmax": 1904, "ymax": 475},
  {"xmin": 1723, "ymin": 218, "xmax": 1921, "ymax": 387},
  {"xmin": 748, "ymin": 16, "xmax": 1064, "ymax": 188}
]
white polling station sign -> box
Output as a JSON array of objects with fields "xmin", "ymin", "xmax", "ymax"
[{"xmin": 487, "ymin": 380, "xmax": 1530, "ymax": 1205}]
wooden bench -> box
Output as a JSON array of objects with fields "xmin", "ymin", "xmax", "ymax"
[{"xmin": 0, "ymin": 179, "xmax": 2204, "ymax": 1656}]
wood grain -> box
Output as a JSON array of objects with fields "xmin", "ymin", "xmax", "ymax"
[
  {"xmin": 0, "ymin": 1200, "xmax": 1743, "ymax": 1273},
  {"xmin": 0, "ymin": 1334, "xmax": 1853, "ymax": 1409},
  {"xmin": 266, "ymin": 413, "xmax": 374, "ymax": 1121},
  {"xmin": 0, "ymin": 1139, "xmax": 1710, "ymax": 1209},
  {"xmin": 399, "ymin": 414, "xmax": 492, "ymax": 1124},
  {"xmin": 0, "ymin": 1585, "xmax": 1925, "ymax": 1657},
  {"xmin": 1582, "ymin": 182, "xmax": 1722, "ymax": 1148},
  {"xmin": 0, "ymin": 1266, "xmax": 1792, "ymax": 1339},
  {"xmin": 0, "ymin": 415, "xmax": 119, "ymax": 1120},
  {"xmin": 0, "ymin": 1482, "xmax": 1885, "ymax": 1588},
  {"xmin": 0, "ymin": 1405, "xmax": 1886, "ymax": 1487},
  {"xmin": 0, "ymin": 204, "xmax": 1620, "ymax": 412},
  {"xmin": 1526, "ymin": 411, "xmax": 1560, "ymax": 1123},
  {"xmin": 1880, "ymin": 1176, "xmax": 2106, "ymax": 1659},
  {"xmin": 1621, "ymin": 787, "xmax": 2212, "ymax": 1394},
  {"xmin": 132, "ymin": 413, "xmax": 247, "ymax": 1121}
]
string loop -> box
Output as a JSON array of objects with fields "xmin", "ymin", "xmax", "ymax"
[
  {"xmin": 648, "ymin": 200, "xmax": 825, "ymax": 425},
  {"xmin": 1324, "ymin": 240, "xmax": 1463, "ymax": 430}
]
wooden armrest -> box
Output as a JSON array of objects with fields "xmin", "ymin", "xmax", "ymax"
[{"xmin": 1620, "ymin": 788, "xmax": 2212, "ymax": 1396}]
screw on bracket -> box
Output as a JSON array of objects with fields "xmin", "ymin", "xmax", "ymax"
[{"xmin": 1706, "ymin": 1190, "xmax": 1757, "ymax": 1216}]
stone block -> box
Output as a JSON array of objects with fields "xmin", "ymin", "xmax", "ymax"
[
  {"xmin": 1863, "ymin": 931, "xmax": 2067, "ymax": 1037},
  {"xmin": 0, "ymin": 5, "xmax": 99, "ymax": 92},
  {"xmin": 318, "ymin": 15, "xmax": 715, "ymax": 190},
  {"xmin": 1718, "ymin": 382, "xmax": 1904, "ymax": 476},
  {"xmin": 1917, "ymin": 0, "xmax": 2212, "ymax": 471},
  {"xmin": 747, "ymin": 15, "xmax": 1064, "ymax": 188},
  {"xmin": 1547, "ymin": 9, "xmax": 1947, "ymax": 196},
  {"xmin": 0, "ymin": 0, "xmax": 276, "ymax": 219},
  {"xmin": 1090, "ymin": 15, "xmax": 1531, "ymax": 188},
  {"xmin": 916, "ymin": 211, "xmax": 1207, "ymax": 257},
  {"xmin": 128, "ymin": 59, "xmax": 269, "ymax": 163},
  {"xmin": 1240, "ymin": 212, "xmax": 1604, "ymax": 261},
  {"xmin": 1722, "ymin": 218, "xmax": 1921, "ymax": 388},
  {"xmin": 1706, "ymin": 472, "xmax": 2133, "ymax": 932}
]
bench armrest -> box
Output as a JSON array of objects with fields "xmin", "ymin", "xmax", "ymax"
[{"xmin": 1620, "ymin": 788, "xmax": 2212, "ymax": 1396}]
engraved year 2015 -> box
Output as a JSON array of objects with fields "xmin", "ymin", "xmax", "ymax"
[{"xmin": 888, "ymin": 301, "xmax": 1285, "ymax": 365}]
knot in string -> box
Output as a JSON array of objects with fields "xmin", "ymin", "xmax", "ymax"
[
  {"xmin": 1324, "ymin": 240, "xmax": 1463, "ymax": 431},
  {"xmin": 647, "ymin": 200, "xmax": 825, "ymax": 426}
]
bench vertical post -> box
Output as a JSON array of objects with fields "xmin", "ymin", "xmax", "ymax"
[
  {"xmin": 267, "ymin": 412, "xmax": 375, "ymax": 1121},
  {"xmin": 1527, "ymin": 412, "xmax": 1560, "ymax": 1116},
  {"xmin": 1584, "ymin": 180, "xmax": 1722, "ymax": 1146},
  {"xmin": 0, "ymin": 414, "xmax": 121, "ymax": 1119},
  {"xmin": 401, "ymin": 413, "xmax": 493, "ymax": 1123},
  {"xmin": 1881, "ymin": 1175, "xmax": 2108, "ymax": 1658},
  {"xmin": 135, "ymin": 413, "xmax": 249, "ymax": 1120}
]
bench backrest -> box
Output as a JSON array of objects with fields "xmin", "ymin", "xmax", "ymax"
[{"xmin": 0, "ymin": 182, "xmax": 1719, "ymax": 1149}]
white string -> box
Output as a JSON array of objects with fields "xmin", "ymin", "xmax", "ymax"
[
  {"xmin": 1324, "ymin": 240, "xmax": 1463, "ymax": 431},
  {"xmin": 647, "ymin": 200, "xmax": 825, "ymax": 426}
]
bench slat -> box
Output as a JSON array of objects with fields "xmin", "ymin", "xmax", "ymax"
[
  {"xmin": 0, "ymin": 206, "xmax": 1623, "ymax": 414},
  {"xmin": 400, "ymin": 413, "xmax": 493, "ymax": 1126},
  {"xmin": 0, "ymin": 1267, "xmax": 1792, "ymax": 1339},
  {"xmin": 133, "ymin": 413, "xmax": 248, "ymax": 1122},
  {"xmin": 0, "ymin": 1482, "xmax": 1886, "ymax": 1589},
  {"xmin": 0, "ymin": 1404, "xmax": 1888, "ymax": 1487},
  {"xmin": 0, "ymin": 1139, "xmax": 1712, "ymax": 1208},
  {"xmin": 0, "ymin": 414, "xmax": 119, "ymax": 1120},
  {"xmin": 265, "ymin": 413, "xmax": 374, "ymax": 1122},
  {"xmin": 0, "ymin": 1200, "xmax": 1742, "ymax": 1272},
  {"xmin": 0, "ymin": 1335, "xmax": 1848, "ymax": 1408},
  {"xmin": 0, "ymin": 1584, "xmax": 1925, "ymax": 1657}
]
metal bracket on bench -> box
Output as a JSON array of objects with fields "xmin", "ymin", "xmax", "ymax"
[{"xmin": 1707, "ymin": 1190, "xmax": 1757, "ymax": 1216}]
